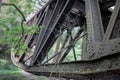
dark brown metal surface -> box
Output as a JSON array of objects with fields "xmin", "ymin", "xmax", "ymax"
[{"xmin": 8, "ymin": 0, "xmax": 120, "ymax": 79}]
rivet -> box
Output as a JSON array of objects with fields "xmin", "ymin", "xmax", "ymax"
[
  {"xmin": 115, "ymin": 46, "xmax": 118, "ymax": 48},
  {"xmin": 112, "ymin": 49, "xmax": 114, "ymax": 51}
]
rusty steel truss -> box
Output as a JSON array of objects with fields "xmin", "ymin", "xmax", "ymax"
[{"xmin": 2, "ymin": 0, "xmax": 120, "ymax": 80}]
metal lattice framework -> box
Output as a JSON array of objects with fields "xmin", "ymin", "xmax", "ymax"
[{"xmin": 2, "ymin": 0, "xmax": 120, "ymax": 80}]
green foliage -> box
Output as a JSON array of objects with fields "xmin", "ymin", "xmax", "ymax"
[
  {"xmin": 0, "ymin": 24, "xmax": 39, "ymax": 55},
  {"xmin": 0, "ymin": 59, "xmax": 18, "ymax": 71},
  {"xmin": 0, "ymin": 0, "xmax": 39, "ymax": 55},
  {"xmin": 0, "ymin": 1, "xmax": 42, "ymax": 80},
  {"xmin": 0, "ymin": 59, "xmax": 50, "ymax": 80},
  {"xmin": 0, "ymin": 72, "xmax": 26, "ymax": 80},
  {"xmin": 24, "ymin": 24, "xmax": 39, "ymax": 34},
  {"xmin": 0, "ymin": 59, "xmax": 27, "ymax": 80},
  {"xmin": 0, "ymin": 24, "xmax": 39, "ymax": 44},
  {"xmin": 8, "ymin": 0, "xmax": 35, "ymax": 17}
]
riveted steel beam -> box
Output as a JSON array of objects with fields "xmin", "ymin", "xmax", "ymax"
[
  {"xmin": 10, "ymin": 0, "xmax": 120, "ymax": 80},
  {"xmin": 30, "ymin": 0, "xmax": 64, "ymax": 65},
  {"xmin": 30, "ymin": 0, "xmax": 76, "ymax": 65},
  {"xmin": 25, "ymin": 52, "xmax": 120, "ymax": 79},
  {"xmin": 84, "ymin": 0, "xmax": 104, "ymax": 60}
]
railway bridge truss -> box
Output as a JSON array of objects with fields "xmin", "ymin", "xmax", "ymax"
[{"xmin": 1, "ymin": 0, "xmax": 120, "ymax": 80}]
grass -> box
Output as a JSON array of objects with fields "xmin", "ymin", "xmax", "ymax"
[
  {"xmin": 0, "ymin": 70, "xmax": 26, "ymax": 80},
  {"xmin": 0, "ymin": 59, "xmax": 27, "ymax": 80},
  {"xmin": 0, "ymin": 59, "xmax": 49, "ymax": 80}
]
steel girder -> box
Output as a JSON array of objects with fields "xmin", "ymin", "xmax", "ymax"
[
  {"xmin": 30, "ymin": 0, "xmax": 77, "ymax": 65},
  {"xmin": 10, "ymin": 0, "xmax": 120, "ymax": 79}
]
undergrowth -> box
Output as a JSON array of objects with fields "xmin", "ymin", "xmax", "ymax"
[{"xmin": 0, "ymin": 59, "xmax": 27, "ymax": 80}]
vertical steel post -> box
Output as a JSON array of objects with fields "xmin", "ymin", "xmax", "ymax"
[{"xmin": 84, "ymin": 0, "xmax": 104, "ymax": 60}]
